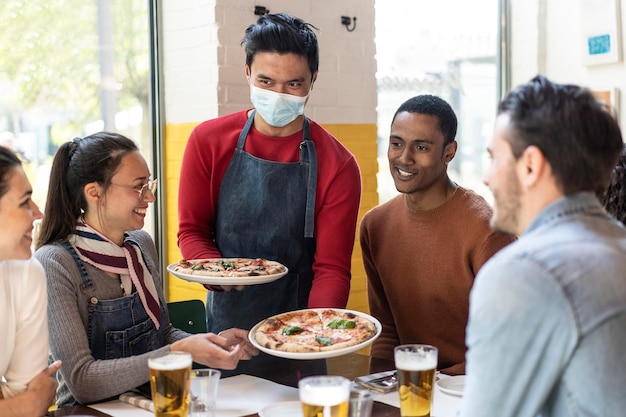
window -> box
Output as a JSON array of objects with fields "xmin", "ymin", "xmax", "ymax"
[
  {"xmin": 375, "ymin": 0, "xmax": 500, "ymax": 204},
  {"xmin": 0, "ymin": 0, "xmax": 157, "ymax": 235}
]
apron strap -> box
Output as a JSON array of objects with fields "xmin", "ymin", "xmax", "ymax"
[
  {"xmin": 300, "ymin": 118, "xmax": 317, "ymax": 238},
  {"xmin": 236, "ymin": 111, "xmax": 256, "ymax": 149}
]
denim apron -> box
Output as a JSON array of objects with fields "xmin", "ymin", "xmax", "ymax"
[
  {"xmin": 211, "ymin": 111, "xmax": 326, "ymax": 381},
  {"xmin": 61, "ymin": 242, "xmax": 165, "ymax": 404}
]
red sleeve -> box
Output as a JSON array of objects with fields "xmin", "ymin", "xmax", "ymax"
[
  {"xmin": 307, "ymin": 155, "xmax": 361, "ymax": 308},
  {"xmin": 177, "ymin": 126, "xmax": 223, "ymax": 260}
]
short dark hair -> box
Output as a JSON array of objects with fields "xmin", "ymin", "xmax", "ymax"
[
  {"xmin": 242, "ymin": 12, "xmax": 319, "ymax": 78},
  {"xmin": 0, "ymin": 146, "xmax": 22, "ymax": 199},
  {"xmin": 498, "ymin": 74, "xmax": 623, "ymax": 195},
  {"xmin": 391, "ymin": 95, "xmax": 458, "ymax": 145},
  {"xmin": 600, "ymin": 144, "xmax": 626, "ymax": 225}
]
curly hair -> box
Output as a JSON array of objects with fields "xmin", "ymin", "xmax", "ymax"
[{"xmin": 601, "ymin": 145, "xmax": 626, "ymax": 226}]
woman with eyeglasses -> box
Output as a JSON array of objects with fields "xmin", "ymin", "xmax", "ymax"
[{"xmin": 35, "ymin": 132, "xmax": 257, "ymax": 408}]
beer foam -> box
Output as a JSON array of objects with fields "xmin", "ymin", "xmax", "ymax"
[
  {"xmin": 395, "ymin": 353, "xmax": 437, "ymax": 371},
  {"xmin": 300, "ymin": 385, "xmax": 350, "ymax": 406},
  {"xmin": 149, "ymin": 353, "xmax": 192, "ymax": 370}
]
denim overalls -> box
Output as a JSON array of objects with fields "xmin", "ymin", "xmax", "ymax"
[
  {"xmin": 210, "ymin": 111, "xmax": 325, "ymax": 380},
  {"xmin": 62, "ymin": 242, "xmax": 166, "ymax": 403}
]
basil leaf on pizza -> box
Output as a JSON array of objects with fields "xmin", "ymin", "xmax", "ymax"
[
  {"xmin": 282, "ymin": 326, "xmax": 304, "ymax": 335},
  {"xmin": 316, "ymin": 336, "xmax": 333, "ymax": 346},
  {"xmin": 327, "ymin": 319, "xmax": 356, "ymax": 329}
]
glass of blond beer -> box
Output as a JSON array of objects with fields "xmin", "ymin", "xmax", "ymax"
[
  {"xmin": 394, "ymin": 344, "xmax": 438, "ymax": 417},
  {"xmin": 149, "ymin": 351, "xmax": 193, "ymax": 417},
  {"xmin": 299, "ymin": 375, "xmax": 351, "ymax": 417}
]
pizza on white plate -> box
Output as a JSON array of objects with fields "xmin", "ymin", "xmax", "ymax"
[
  {"xmin": 254, "ymin": 309, "xmax": 378, "ymax": 353},
  {"xmin": 173, "ymin": 258, "xmax": 286, "ymax": 277}
]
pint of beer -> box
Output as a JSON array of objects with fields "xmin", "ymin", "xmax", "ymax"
[
  {"xmin": 299, "ymin": 375, "xmax": 350, "ymax": 417},
  {"xmin": 149, "ymin": 351, "xmax": 193, "ymax": 417},
  {"xmin": 394, "ymin": 345, "xmax": 438, "ymax": 417}
]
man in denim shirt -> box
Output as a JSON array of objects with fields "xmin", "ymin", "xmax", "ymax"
[{"xmin": 462, "ymin": 75, "xmax": 626, "ymax": 417}]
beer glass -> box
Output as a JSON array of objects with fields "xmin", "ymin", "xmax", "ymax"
[
  {"xmin": 299, "ymin": 375, "xmax": 350, "ymax": 417},
  {"xmin": 394, "ymin": 344, "xmax": 438, "ymax": 417},
  {"xmin": 149, "ymin": 351, "xmax": 193, "ymax": 417}
]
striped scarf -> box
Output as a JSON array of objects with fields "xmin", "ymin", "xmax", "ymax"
[{"xmin": 70, "ymin": 221, "xmax": 161, "ymax": 329}]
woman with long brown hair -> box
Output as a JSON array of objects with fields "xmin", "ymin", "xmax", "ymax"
[{"xmin": 35, "ymin": 132, "xmax": 256, "ymax": 408}]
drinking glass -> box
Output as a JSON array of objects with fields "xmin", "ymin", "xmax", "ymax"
[
  {"xmin": 149, "ymin": 352, "xmax": 193, "ymax": 417},
  {"xmin": 394, "ymin": 344, "xmax": 438, "ymax": 417},
  {"xmin": 348, "ymin": 388, "xmax": 373, "ymax": 417},
  {"xmin": 189, "ymin": 369, "xmax": 220, "ymax": 417},
  {"xmin": 299, "ymin": 375, "xmax": 351, "ymax": 417}
]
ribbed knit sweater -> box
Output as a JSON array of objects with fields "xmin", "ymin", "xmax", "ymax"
[
  {"xmin": 35, "ymin": 230, "xmax": 188, "ymax": 407},
  {"xmin": 360, "ymin": 187, "xmax": 516, "ymax": 374}
]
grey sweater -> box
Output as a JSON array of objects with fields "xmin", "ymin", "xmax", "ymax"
[{"xmin": 34, "ymin": 230, "xmax": 189, "ymax": 407}]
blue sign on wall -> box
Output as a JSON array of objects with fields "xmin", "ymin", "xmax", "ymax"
[{"xmin": 588, "ymin": 34, "xmax": 611, "ymax": 55}]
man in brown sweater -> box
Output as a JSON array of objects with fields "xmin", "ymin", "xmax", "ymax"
[{"xmin": 361, "ymin": 95, "xmax": 515, "ymax": 375}]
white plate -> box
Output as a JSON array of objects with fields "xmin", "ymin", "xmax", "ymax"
[
  {"xmin": 249, "ymin": 308, "xmax": 382, "ymax": 360},
  {"xmin": 166, "ymin": 259, "xmax": 288, "ymax": 286},
  {"xmin": 259, "ymin": 400, "xmax": 303, "ymax": 417},
  {"xmin": 436, "ymin": 375, "xmax": 465, "ymax": 396}
]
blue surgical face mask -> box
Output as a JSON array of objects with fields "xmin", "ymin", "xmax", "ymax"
[{"xmin": 250, "ymin": 84, "xmax": 308, "ymax": 127}]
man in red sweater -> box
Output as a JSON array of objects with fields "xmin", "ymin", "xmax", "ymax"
[
  {"xmin": 177, "ymin": 13, "xmax": 361, "ymax": 381},
  {"xmin": 360, "ymin": 95, "xmax": 515, "ymax": 375}
]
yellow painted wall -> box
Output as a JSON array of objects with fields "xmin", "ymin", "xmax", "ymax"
[
  {"xmin": 163, "ymin": 122, "xmax": 379, "ymax": 315},
  {"xmin": 164, "ymin": 122, "xmax": 202, "ymax": 302},
  {"xmin": 324, "ymin": 123, "xmax": 379, "ymax": 314}
]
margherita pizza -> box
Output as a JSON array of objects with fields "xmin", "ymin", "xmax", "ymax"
[
  {"xmin": 254, "ymin": 309, "xmax": 378, "ymax": 353},
  {"xmin": 173, "ymin": 258, "xmax": 286, "ymax": 277}
]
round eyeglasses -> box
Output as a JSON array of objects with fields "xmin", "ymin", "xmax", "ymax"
[
  {"xmin": 111, "ymin": 178, "xmax": 158, "ymax": 201},
  {"xmin": 138, "ymin": 178, "xmax": 158, "ymax": 200}
]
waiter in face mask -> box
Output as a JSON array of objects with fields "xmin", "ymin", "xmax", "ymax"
[{"xmin": 177, "ymin": 12, "xmax": 362, "ymax": 383}]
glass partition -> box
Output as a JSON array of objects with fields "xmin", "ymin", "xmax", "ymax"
[
  {"xmin": 375, "ymin": 0, "xmax": 501, "ymax": 204},
  {"xmin": 0, "ymin": 0, "xmax": 156, "ymax": 236}
]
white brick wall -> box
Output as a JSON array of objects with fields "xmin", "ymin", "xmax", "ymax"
[{"xmin": 163, "ymin": 0, "xmax": 377, "ymax": 125}]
